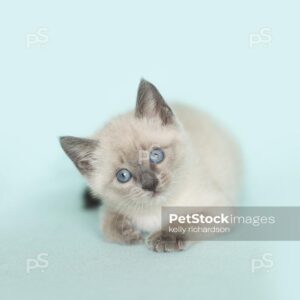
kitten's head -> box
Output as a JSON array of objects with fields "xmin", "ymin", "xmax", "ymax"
[{"xmin": 60, "ymin": 80, "xmax": 189, "ymax": 215}]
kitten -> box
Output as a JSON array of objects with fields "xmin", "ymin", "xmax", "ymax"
[{"xmin": 60, "ymin": 79, "xmax": 241, "ymax": 252}]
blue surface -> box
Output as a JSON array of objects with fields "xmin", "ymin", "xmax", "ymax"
[{"xmin": 0, "ymin": 1, "xmax": 299, "ymax": 299}]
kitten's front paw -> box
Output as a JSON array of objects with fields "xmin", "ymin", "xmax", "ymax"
[
  {"xmin": 102, "ymin": 212, "xmax": 143, "ymax": 245},
  {"xmin": 116, "ymin": 217, "xmax": 143, "ymax": 245},
  {"xmin": 146, "ymin": 231, "xmax": 186, "ymax": 252}
]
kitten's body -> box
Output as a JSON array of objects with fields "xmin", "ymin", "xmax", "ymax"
[
  {"xmin": 99, "ymin": 104, "xmax": 240, "ymax": 234},
  {"xmin": 60, "ymin": 80, "xmax": 241, "ymax": 252}
]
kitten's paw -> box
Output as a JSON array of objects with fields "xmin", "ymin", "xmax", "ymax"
[
  {"xmin": 116, "ymin": 218, "xmax": 143, "ymax": 245},
  {"xmin": 146, "ymin": 231, "xmax": 186, "ymax": 252},
  {"xmin": 102, "ymin": 212, "xmax": 143, "ymax": 245},
  {"xmin": 121, "ymin": 227, "xmax": 143, "ymax": 245}
]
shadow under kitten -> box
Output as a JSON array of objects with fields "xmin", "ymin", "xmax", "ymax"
[{"xmin": 83, "ymin": 188, "xmax": 102, "ymax": 209}]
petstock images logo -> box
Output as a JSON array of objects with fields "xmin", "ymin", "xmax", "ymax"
[{"xmin": 162, "ymin": 207, "xmax": 300, "ymax": 241}]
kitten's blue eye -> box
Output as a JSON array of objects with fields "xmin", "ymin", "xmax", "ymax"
[
  {"xmin": 150, "ymin": 148, "xmax": 165, "ymax": 164},
  {"xmin": 116, "ymin": 169, "xmax": 132, "ymax": 183}
]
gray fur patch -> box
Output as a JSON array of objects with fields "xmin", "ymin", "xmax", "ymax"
[
  {"xmin": 59, "ymin": 136, "xmax": 99, "ymax": 175},
  {"xmin": 138, "ymin": 168, "xmax": 159, "ymax": 192}
]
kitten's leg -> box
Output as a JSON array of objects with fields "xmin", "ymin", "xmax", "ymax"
[
  {"xmin": 146, "ymin": 231, "xmax": 187, "ymax": 252},
  {"xmin": 101, "ymin": 211, "xmax": 143, "ymax": 245}
]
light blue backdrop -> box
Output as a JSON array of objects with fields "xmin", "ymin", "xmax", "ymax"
[{"xmin": 0, "ymin": 1, "xmax": 299, "ymax": 299}]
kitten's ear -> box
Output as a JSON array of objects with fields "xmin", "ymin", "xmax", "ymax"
[
  {"xmin": 59, "ymin": 136, "xmax": 99, "ymax": 176},
  {"xmin": 135, "ymin": 79, "xmax": 174, "ymax": 125}
]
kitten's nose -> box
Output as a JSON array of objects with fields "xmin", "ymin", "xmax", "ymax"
[{"xmin": 140, "ymin": 170, "xmax": 159, "ymax": 192}]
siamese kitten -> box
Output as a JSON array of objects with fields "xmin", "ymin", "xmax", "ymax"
[{"xmin": 60, "ymin": 79, "xmax": 241, "ymax": 252}]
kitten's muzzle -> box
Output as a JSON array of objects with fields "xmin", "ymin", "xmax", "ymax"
[{"xmin": 139, "ymin": 169, "xmax": 159, "ymax": 192}]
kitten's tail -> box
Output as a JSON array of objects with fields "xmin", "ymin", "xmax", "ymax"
[{"xmin": 83, "ymin": 188, "xmax": 102, "ymax": 209}]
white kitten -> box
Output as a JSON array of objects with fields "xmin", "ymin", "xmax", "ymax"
[{"xmin": 60, "ymin": 79, "xmax": 242, "ymax": 252}]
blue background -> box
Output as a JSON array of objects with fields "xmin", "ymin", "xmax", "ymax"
[{"xmin": 0, "ymin": 1, "xmax": 299, "ymax": 299}]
